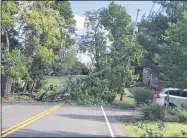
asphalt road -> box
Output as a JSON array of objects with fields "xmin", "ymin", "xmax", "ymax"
[{"xmin": 1, "ymin": 102, "xmax": 134, "ymax": 137}]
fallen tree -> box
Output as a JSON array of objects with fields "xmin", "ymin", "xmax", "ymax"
[
  {"xmin": 18, "ymin": 49, "xmax": 131, "ymax": 102},
  {"xmin": 18, "ymin": 86, "xmax": 67, "ymax": 102}
]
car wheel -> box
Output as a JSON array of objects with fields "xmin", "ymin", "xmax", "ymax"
[{"xmin": 169, "ymin": 103, "xmax": 176, "ymax": 107}]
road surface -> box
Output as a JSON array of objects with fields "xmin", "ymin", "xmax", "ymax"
[{"xmin": 1, "ymin": 102, "xmax": 134, "ymax": 137}]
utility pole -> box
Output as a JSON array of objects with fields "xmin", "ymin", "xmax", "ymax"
[{"xmin": 131, "ymin": 9, "xmax": 141, "ymax": 45}]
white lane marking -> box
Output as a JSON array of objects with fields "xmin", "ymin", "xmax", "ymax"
[{"xmin": 101, "ymin": 106, "xmax": 115, "ymax": 138}]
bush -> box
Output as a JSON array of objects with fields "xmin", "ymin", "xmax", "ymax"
[
  {"xmin": 140, "ymin": 104, "xmax": 165, "ymax": 121},
  {"xmin": 133, "ymin": 87, "xmax": 155, "ymax": 104},
  {"xmin": 66, "ymin": 76, "xmax": 116, "ymax": 105},
  {"xmin": 163, "ymin": 114, "xmax": 179, "ymax": 122},
  {"xmin": 178, "ymin": 110, "xmax": 187, "ymax": 122},
  {"xmin": 140, "ymin": 104, "xmax": 187, "ymax": 122}
]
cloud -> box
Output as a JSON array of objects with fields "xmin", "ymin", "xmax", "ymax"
[{"xmin": 74, "ymin": 14, "xmax": 86, "ymax": 35}]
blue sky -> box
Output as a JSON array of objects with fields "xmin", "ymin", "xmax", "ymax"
[
  {"xmin": 70, "ymin": 1, "xmax": 160, "ymax": 65},
  {"xmin": 70, "ymin": 1, "xmax": 160, "ymax": 35},
  {"xmin": 71, "ymin": 1, "xmax": 158, "ymax": 21}
]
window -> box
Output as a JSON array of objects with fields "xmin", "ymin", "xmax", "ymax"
[
  {"xmin": 176, "ymin": 90, "xmax": 184, "ymax": 97},
  {"xmin": 166, "ymin": 90, "xmax": 186, "ymax": 97},
  {"xmin": 166, "ymin": 90, "xmax": 181, "ymax": 96},
  {"xmin": 181, "ymin": 91, "xmax": 187, "ymax": 97}
]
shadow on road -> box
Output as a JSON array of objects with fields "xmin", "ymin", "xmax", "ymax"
[
  {"xmin": 6, "ymin": 128, "xmax": 109, "ymax": 137},
  {"xmin": 53, "ymin": 113, "xmax": 141, "ymax": 124}
]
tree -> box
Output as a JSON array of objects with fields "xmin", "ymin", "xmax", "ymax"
[
  {"xmin": 21, "ymin": 1, "xmax": 74, "ymax": 93},
  {"xmin": 156, "ymin": 1, "xmax": 187, "ymax": 22},
  {"xmin": 70, "ymin": 60, "xmax": 89, "ymax": 75},
  {"xmin": 1, "ymin": 50, "xmax": 30, "ymax": 97},
  {"xmin": 1, "ymin": 1, "xmax": 25, "ymax": 97},
  {"xmin": 137, "ymin": 1, "xmax": 187, "ymax": 88},
  {"xmin": 99, "ymin": 2, "xmax": 143, "ymax": 100},
  {"xmin": 78, "ymin": 11, "xmax": 108, "ymax": 71},
  {"xmin": 159, "ymin": 11, "xmax": 187, "ymax": 88},
  {"xmin": 14, "ymin": 2, "xmax": 143, "ymax": 104},
  {"xmin": 1, "ymin": 1, "xmax": 77, "ymax": 96},
  {"xmin": 51, "ymin": 1, "xmax": 77, "ymax": 74}
]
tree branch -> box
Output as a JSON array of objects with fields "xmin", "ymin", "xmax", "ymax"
[
  {"xmin": 89, "ymin": 48, "xmax": 130, "ymax": 77},
  {"xmin": 18, "ymin": 49, "xmax": 130, "ymax": 101}
]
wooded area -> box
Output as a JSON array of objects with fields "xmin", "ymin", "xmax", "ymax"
[{"xmin": 1, "ymin": 1, "xmax": 187, "ymax": 104}]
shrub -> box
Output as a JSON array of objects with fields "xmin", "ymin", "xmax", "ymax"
[
  {"xmin": 178, "ymin": 110, "xmax": 187, "ymax": 122},
  {"xmin": 66, "ymin": 76, "xmax": 116, "ymax": 105},
  {"xmin": 163, "ymin": 114, "xmax": 179, "ymax": 122},
  {"xmin": 133, "ymin": 87, "xmax": 155, "ymax": 104},
  {"xmin": 140, "ymin": 104, "xmax": 165, "ymax": 121},
  {"xmin": 140, "ymin": 104, "xmax": 187, "ymax": 122}
]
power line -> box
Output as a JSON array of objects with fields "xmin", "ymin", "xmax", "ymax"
[
  {"xmin": 148, "ymin": 2, "xmax": 155, "ymax": 18},
  {"xmin": 146, "ymin": 3, "xmax": 162, "ymax": 34},
  {"xmin": 131, "ymin": 9, "xmax": 141, "ymax": 45}
]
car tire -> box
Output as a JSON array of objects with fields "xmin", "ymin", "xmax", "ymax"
[{"xmin": 169, "ymin": 103, "xmax": 176, "ymax": 107}]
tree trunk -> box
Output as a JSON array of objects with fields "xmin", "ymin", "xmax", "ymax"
[
  {"xmin": 30, "ymin": 80, "xmax": 35, "ymax": 93},
  {"xmin": 19, "ymin": 86, "xmax": 67, "ymax": 101},
  {"xmin": 6, "ymin": 31, "xmax": 10, "ymax": 50},
  {"xmin": 27, "ymin": 81, "xmax": 32, "ymax": 92},
  {"xmin": 120, "ymin": 85, "xmax": 124, "ymax": 101},
  {"xmin": 120, "ymin": 92, "xmax": 124, "ymax": 101},
  {"xmin": 1, "ymin": 76, "xmax": 13, "ymax": 98},
  {"xmin": 22, "ymin": 80, "xmax": 28, "ymax": 93}
]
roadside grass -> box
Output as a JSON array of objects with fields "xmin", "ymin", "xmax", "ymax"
[
  {"xmin": 113, "ymin": 94, "xmax": 136, "ymax": 108},
  {"xmin": 124, "ymin": 121, "xmax": 187, "ymax": 137},
  {"xmin": 2, "ymin": 96, "xmax": 33, "ymax": 102},
  {"xmin": 112, "ymin": 87, "xmax": 146, "ymax": 108},
  {"xmin": 45, "ymin": 76, "xmax": 69, "ymax": 86},
  {"xmin": 122, "ymin": 87, "xmax": 187, "ymax": 137}
]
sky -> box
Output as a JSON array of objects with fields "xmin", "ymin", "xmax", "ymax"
[{"xmin": 70, "ymin": 1, "xmax": 160, "ymax": 65}]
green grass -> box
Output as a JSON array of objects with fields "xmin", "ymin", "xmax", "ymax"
[
  {"xmin": 45, "ymin": 76, "xmax": 69, "ymax": 86},
  {"xmin": 124, "ymin": 121, "xmax": 187, "ymax": 137},
  {"xmin": 112, "ymin": 87, "xmax": 146, "ymax": 108},
  {"xmin": 113, "ymin": 94, "xmax": 136, "ymax": 108}
]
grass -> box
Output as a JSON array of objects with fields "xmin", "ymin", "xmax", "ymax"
[
  {"xmin": 124, "ymin": 121, "xmax": 187, "ymax": 137},
  {"xmin": 112, "ymin": 87, "xmax": 146, "ymax": 108},
  {"xmin": 45, "ymin": 76, "xmax": 69, "ymax": 86},
  {"xmin": 2, "ymin": 96, "xmax": 33, "ymax": 102},
  {"xmin": 113, "ymin": 94, "xmax": 136, "ymax": 108}
]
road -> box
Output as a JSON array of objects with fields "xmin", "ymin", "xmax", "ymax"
[{"xmin": 1, "ymin": 102, "xmax": 135, "ymax": 137}]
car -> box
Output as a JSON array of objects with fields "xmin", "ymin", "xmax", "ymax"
[{"xmin": 153, "ymin": 88, "xmax": 187, "ymax": 107}]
